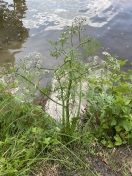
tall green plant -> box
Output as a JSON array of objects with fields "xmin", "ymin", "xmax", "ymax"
[
  {"xmin": 9, "ymin": 18, "xmax": 100, "ymax": 140},
  {"xmin": 48, "ymin": 18, "xmax": 100, "ymax": 137},
  {"xmin": 83, "ymin": 53, "xmax": 132, "ymax": 147}
]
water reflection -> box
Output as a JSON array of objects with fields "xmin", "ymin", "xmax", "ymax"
[
  {"xmin": 0, "ymin": 0, "xmax": 132, "ymax": 70},
  {"xmin": 22, "ymin": 0, "xmax": 116, "ymax": 30},
  {"xmin": 0, "ymin": 0, "xmax": 28, "ymax": 65}
]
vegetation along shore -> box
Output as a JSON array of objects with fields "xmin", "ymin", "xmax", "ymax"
[{"xmin": 0, "ymin": 18, "xmax": 132, "ymax": 176}]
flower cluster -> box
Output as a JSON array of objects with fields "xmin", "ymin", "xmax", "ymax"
[
  {"xmin": 23, "ymin": 52, "xmax": 42, "ymax": 70},
  {"xmin": 102, "ymin": 51, "xmax": 120, "ymax": 71}
]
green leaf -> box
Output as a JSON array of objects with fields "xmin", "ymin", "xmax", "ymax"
[
  {"xmin": 107, "ymin": 141, "xmax": 114, "ymax": 148},
  {"xmin": 115, "ymin": 125, "xmax": 122, "ymax": 132},
  {"xmin": 32, "ymin": 127, "xmax": 37, "ymax": 133},
  {"xmin": 0, "ymin": 157, "xmax": 6, "ymax": 163},
  {"xmin": 44, "ymin": 137, "xmax": 51, "ymax": 145},
  {"xmin": 124, "ymin": 99, "xmax": 131, "ymax": 105},
  {"xmin": 71, "ymin": 116, "xmax": 79, "ymax": 131},
  {"xmin": 111, "ymin": 118, "xmax": 117, "ymax": 126},
  {"xmin": 11, "ymin": 82, "xmax": 18, "ymax": 88},
  {"xmin": 114, "ymin": 135, "xmax": 122, "ymax": 146},
  {"xmin": 118, "ymin": 59, "xmax": 128, "ymax": 66},
  {"xmin": 101, "ymin": 139, "xmax": 107, "ymax": 145},
  {"xmin": 122, "ymin": 121, "xmax": 132, "ymax": 132},
  {"xmin": 0, "ymin": 82, "xmax": 6, "ymax": 90},
  {"xmin": 52, "ymin": 139, "xmax": 60, "ymax": 145},
  {"xmin": 125, "ymin": 133, "xmax": 132, "ymax": 141},
  {"xmin": 0, "ymin": 141, "xmax": 4, "ymax": 145},
  {"xmin": 102, "ymin": 123, "xmax": 109, "ymax": 129}
]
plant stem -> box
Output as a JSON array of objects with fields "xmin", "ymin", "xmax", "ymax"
[
  {"xmin": 58, "ymin": 77, "xmax": 65, "ymax": 126},
  {"xmin": 65, "ymin": 60, "xmax": 72, "ymax": 132},
  {"xmin": 77, "ymin": 80, "xmax": 82, "ymax": 117},
  {"xmin": 16, "ymin": 72, "xmax": 63, "ymax": 107}
]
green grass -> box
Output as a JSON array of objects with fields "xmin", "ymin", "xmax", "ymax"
[{"xmin": 0, "ymin": 90, "xmax": 131, "ymax": 176}]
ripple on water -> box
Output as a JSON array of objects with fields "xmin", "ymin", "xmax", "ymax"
[
  {"xmin": 22, "ymin": 0, "xmax": 117, "ymax": 30},
  {"xmin": 0, "ymin": 0, "xmax": 132, "ymax": 68}
]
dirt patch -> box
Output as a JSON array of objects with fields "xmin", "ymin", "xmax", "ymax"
[
  {"xmin": 86, "ymin": 144, "xmax": 132, "ymax": 176},
  {"xmin": 31, "ymin": 144, "xmax": 132, "ymax": 176}
]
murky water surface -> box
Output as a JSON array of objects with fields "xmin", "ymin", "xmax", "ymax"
[{"xmin": 0, "ymin": 0, "xmax": 132, "ymax": 69}]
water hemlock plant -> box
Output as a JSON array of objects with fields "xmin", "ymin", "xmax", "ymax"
[{"xmin": 48, "ymin": 18, "xmax": 101, "ymax": 138}]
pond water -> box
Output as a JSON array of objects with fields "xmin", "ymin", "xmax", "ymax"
[{"xmin": 0, "ymin": 0, "xmax": 132, "ymax": 70}]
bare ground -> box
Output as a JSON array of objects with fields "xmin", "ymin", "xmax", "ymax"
[{"xmin": 31, "ymin": 144, "xmax": 132, "ymax": 176}]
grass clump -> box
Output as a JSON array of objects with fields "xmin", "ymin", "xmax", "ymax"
[{"xmin": 0, "ymin": 81, "xmax": 57, "ymax": 175}]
